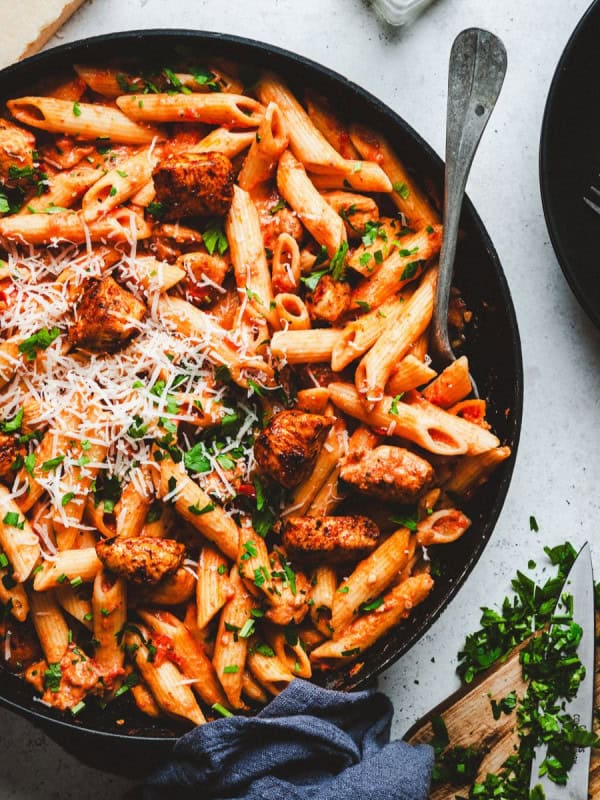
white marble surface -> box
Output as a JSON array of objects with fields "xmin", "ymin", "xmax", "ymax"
[{"xmin": 1, "ymin": 0, "xmax": 599, "ymax": 796}]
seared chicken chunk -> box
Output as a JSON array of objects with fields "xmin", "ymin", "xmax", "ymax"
[
  {"xmin": 0, "ymin": 119, "xmax": 35, "ymax": 188},
  {"xmin": 305, "ymin": 275, "xmax": 351, "ymax": 324},
  {"xmin": 339, "ymin": 445, "xmax": 434, "ymax": 504},
  {"xmin": 263, "ymin": 550, "xmax": 311, "ymax": 626},
  {"xmin": 69, "ymin": 276, "xmax": 146, "ymax": 352},
  {"xmin": 283, "ymin": 516, "xmax": 380, "ymax": 565},
  {"xmin": 96, "ymin": 536, "xmax": 185, "ymax": 585},
  {"xmin": 153, "ymin": 151, "xmax": 235, "ymax": 219},
  {"xmin": 0, "ymin": 433, "xmax": 25, "ymax": 480},
  {"xmin": 29, "ymin": 645, "xmax": 104, "ymax": 711},
  {"xmin": 261, "ymin": 206, "xmax": 303, "ymax": 251},
  {"xmin": 254, "ymin": 409, "xmax": 333, "ymax": 489}
]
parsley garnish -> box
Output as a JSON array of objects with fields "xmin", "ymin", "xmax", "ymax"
[
  {"xmin": 329, "ymin": 241, "xmax": 349, "ymax": 281},
  {"xmin": 389, "ymin": 393, "xmax": 404, "ymax": 415},
  {"xmin": 72, "ymin": 101, "xmax": 82, "ymax": 117},
  {"xmin": 41, "ymin": 455, "xmax": 65, "ymax": 472},
  {"xmin": 392, "ymin": 181, "xmax": 410, "ymax": 199},
  {"xmin": 202, "ymin": 220, "xmax": 228, "ymax": 255},
  {"xmin": 212, "ymin": 702, "xmax": 234, "ymax": 718},
  {"xmin": 0, "ymin": 408, "xmax": 23, "ymax": 433},
  {"xmin": 400, "ymin": 261, "xmax": 421, "ymax": 281},
  {"xmin": 188, "ymin": 501, "xmax": 215, "ymax": 516},
  {"xmin": 2, "ymin": 511, "xmax": 24, "ymax": 530},
  {"xmin": 18, "ymin": 327, "xmax": 60, "ymax": 361},
  {"xmin": 184, "ymin": 442, "xmax": 211, "ymax": 473}
]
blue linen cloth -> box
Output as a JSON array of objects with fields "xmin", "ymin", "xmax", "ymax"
[{"xmin": 143, "ymin": 679, "xmax": 434, "ymax": 800}]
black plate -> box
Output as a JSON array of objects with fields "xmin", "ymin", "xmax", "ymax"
[
  {"xmin": 540, "ymin": 0, "xmax": 600, "ymax": 327},
  {"xmin": 0, "ymin": 30, "xmax": 523, "ymax": 774}
]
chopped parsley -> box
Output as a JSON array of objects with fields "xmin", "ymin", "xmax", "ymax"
[
  {"xmin": 529, "ymin": 515, "xmax": 539, "ymax": 532},
  {"xmin": 72, "ymin": 101, "xmax": 82, "ymax": 117},
  {"xmin": 41, "ymin": 455, "xmax": 65, "ymax": 472},
  {"xmin": 188, "ymin": 501, "xmax": 215, "ymax": 515},
  {"xmin": 18, "ymin": 326, "xmax": 61, "ymax": 361},
  {"xmin": 438, "ymin": 542, "xmax": 600, "ymax": 798},
  {"xmin": 360, "ymin": 597, "xmax": 384, "ymax": 612},
  {"xmin": 2, "ymin": 511, "xmax": 24, "ymax": 530},
  {"xmin": 392, "ymin": 181, "xmax": 410, "ymax": 199},
  {"xmin": 389, "ymin": 393, "xmax": 404, "ymax": 416},
  {"xmin": 191, "ymin": 66, "xmax": 220, "ymax": 92},
  {"xmin": 252, "ymin": 643, "xmax": 275, "ymax": 657},
  {"xmin": 0, "ymin": 408, "xmax": 23, "ymax": 433},
  {"xmin": 44, "ymin": 663, "xmax": 62, "ymax": 692},
  {"xmin": 400, "ymin": 261, "xmax": 421, "ymax": 281},
  {"xmin": 147, "ymin": 200, "xmax": 165, "ymax": 219},
  {"xmin": 202, "ymin": 219, "xmax": 228, "ymax": 256},
  {"xmin": 270, "ymin": 199, "xmax": 287, "ymax": 214},
  {"xmin": 212, "ymin": 702, "xmax": 234, "ymax": 718}
]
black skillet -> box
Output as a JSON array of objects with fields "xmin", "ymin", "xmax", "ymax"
[
  {"xmin": 0, "ymin": 30, "xmax": 523, "ymax": 777},
  {"xmin": 540, "ymin": 0, "xmax": 600, "ymax": 328}
]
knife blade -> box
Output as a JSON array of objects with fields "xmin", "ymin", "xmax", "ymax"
[{"xmin": 529, "ymin": 542, "xmax": 595, "ymax": 799}]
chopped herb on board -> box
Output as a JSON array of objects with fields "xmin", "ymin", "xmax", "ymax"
[{"xmin": 431, "ymin": 542, "xmax": 600, "ymax": 798}]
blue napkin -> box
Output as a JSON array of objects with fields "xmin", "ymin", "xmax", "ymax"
[{"xmin": 143, "ymin": 679, "xmax": 434, "ymax": 800}]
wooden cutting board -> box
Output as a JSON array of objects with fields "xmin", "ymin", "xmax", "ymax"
[
  {"xmin": 407, "ymin": 615, "xmax": 600, "ymax": 798},
  {"xmin": 0, "ymin": 0, "xmax": 86, "ymax": 70}
]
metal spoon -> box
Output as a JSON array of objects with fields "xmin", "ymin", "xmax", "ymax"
[{"xmin": 430, "ymin": 28, "xmax": 507, "ymax": 397}]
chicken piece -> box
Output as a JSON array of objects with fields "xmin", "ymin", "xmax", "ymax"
[
  {"xmin": 147, "ymin": 222, "xmax": 204, "ymax": 263},
  {"xmin": 96, "ymin": 536, "xmax": 185, "ymax": 585},
  {"xmin": 305, "ymin": 275, "xmax": 351, "ymax": 324},
  {"xmin": 177, "ymin": 251, "xmax": 229, "ymax": 286},
  {"xmin": 0, "ymin": 119, "xmax": 35, "ymax": 188},
  {"xmin": 261, "ymin": 207, "xmax": 303, "ymax": 251},
  {"xmin": 69, "ymin": 275, "xmax": 146, "ymax": 352},
  {"xmin": 0, "ymin": 433, "xmax": 25, "ymax": 480},
  {"xmin": 283, "ymin": 516, "xmax": 380, "ymax": 566},
  {"xmin": 254, "ymin": 410, "xmax": 333, "ymax": 489},
  {"xmin": 177, "ymin": 250, "xmax": 229, "ymax": 307},
  {"xmin": 264, "ymin": 550, "xmax": 311, "ymax": 626},
  {"xmin": 153, "ymin": 151, "xmax": 235, "ymax": 219},
  {"xmin": 38, "ymin": 644, "xmax": 104, "ymax": 711},
  {"xmin": 0, "ymin": 619, "xmax": 41, "ymax": 672},
  {"xmin": 339, "ymin": 445, "xmax": 434, "ymax": 504}
]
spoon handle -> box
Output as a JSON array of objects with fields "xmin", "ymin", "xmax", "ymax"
[{"xmin": 431, "ymin": 28, "xmax": 507, "ymax": 361}]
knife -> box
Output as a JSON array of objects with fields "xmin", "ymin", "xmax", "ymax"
[{"xmin": 529, "ymin": 541, "xmax": 595, "ymax": 800}]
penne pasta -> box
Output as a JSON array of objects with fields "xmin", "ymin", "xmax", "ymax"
[
  {"xmin": 350, "ymin": 123, "xmax": 440, "ymax": 229},
  {"xmin": 311, "ymin": 573, "xmax": 434, "ymax": 666},
  {"xmin": 270, "ymin": 328, "xmax": 342, "ymax": 364},
  {"xmin": 355, "ymin": 269, "xmax": 438, "ymax": 404},
  {"xmin": 212, "ymin": 566, "xmax": 253, "ymax": 708},
  {"xmin": 196, "ymin": 544, "xmax": 233, "ymax": 629},
  {"xmin": 82, "ymin": 146, "xmax": 158, "ymax": 221},
  {"xmin": 158, "ymin": 459, "xmax": 239, "ymax": 560},
  {"xmin": 0, "ymin": 485, "xmax": 41, "ymax": 583},
  {"xmin": 8, "ymin": 97, "xmax": 162, "ymax": 144},
  {"xmin": 238, "ymin": 102, "xmax": 288, "ymax": 191},
  {"xmin": 116, "ymin": 93, "xmax": 264, "ymax": 127},
  {"xmin": 277, "ymin": 150, "xmax": 346, "ymax": 257},
  {"xmin": 92, "ymin": 570, "xmax": 127, "ymax": 673}
]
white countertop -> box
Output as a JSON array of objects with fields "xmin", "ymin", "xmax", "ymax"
[{"xmin": 1, "ymin": 0, "xmax": 599, "ymax": 796}]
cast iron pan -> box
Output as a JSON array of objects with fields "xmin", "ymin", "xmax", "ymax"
[
  {"xmin": 0, "ymin": 30, "xmax": 523, "ymax": 777},
  {"xmin": 540, "ymin": 0, "xmax": 600, "ymax": 328}
]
